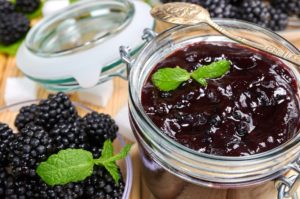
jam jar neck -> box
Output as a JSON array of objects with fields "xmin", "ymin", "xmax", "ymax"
[{"xmin": 128, "ymin": 20, "xmax": 300, "ymax": 188}]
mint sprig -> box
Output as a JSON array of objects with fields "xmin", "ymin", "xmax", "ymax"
[
  {"xmin": 36, "ymin": 140, "xmax": 132, "ymax": 186},
  {"xmin": 151, "ymin": 66, "xmax": 190, "ymax": 91},
  {"xmin": 151, "ymin": 60, "xmax": 231, "ymax": 91}
]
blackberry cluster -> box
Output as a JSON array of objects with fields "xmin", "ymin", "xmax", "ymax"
[
  {"xmin": 0, "ymin": 92, "xmax": 125, "ymax": 198},
  {"xmin": 0, "ymin": 12, "xmax": 30, "ymax": 45},
  {"xmin": 0, "ymin": 0, "xmax": 15, "ymax": 15},
  {"xmin": 268, "ymin": 7, "xmax": 289, "ymax": 31},
  {"xmin": 160, "ymin": 0, "xmax": 299, "ymax": 31},
  {"xmin": 83, "ymin": 167, "xmax": 125, "ymax": 199},
  {"xmin": 271, "ymin": 0, "xmax": 300, "ymax": 16},
  {"xmin": 15, "ymin": 0, "xmax": 40, "ymax": 14},
  {"xmin": 238, "ymin": 0, "xmax": 270, "ymax": 28},
  {"xmin": 0, "ymin": 123, "xmax": 15, "ymax": 167},
  {"xmin": 50, "ymin": 121, "xmax": 87, "ymax": 151},
  {"xmin": 82, "ymin": 112, "xmax": 118, "ymax": 157},
  {"xmin": 8, "ymin": 124, "xmax": 54, "ymax": 177},
  {"xmin": 15, "ymin": 92, "xmax": 79, "ymax": 131}
]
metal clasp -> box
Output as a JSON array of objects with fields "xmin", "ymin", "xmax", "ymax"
[
  {"xmin": 142, "ymin": 28, "xmax": 157, "ymax": 43},
  {"xmin": 275, "ymin": 162, "xmax": 300, "ymax": 199}
]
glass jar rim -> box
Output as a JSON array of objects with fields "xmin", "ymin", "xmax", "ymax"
[
  {"xmin": 129, "ymin": 19, "xmax": 300, "ymax": 162},
  {"xmin": 25, "ymin": 0, "xmax": 134, "ymax": 57}
]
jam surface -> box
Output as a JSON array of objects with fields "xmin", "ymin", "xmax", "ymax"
[{"xmin": 141, "ymin": 42, "xmax": 300, "ymax": 156}]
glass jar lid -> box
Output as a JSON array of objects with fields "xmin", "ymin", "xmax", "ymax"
[{"xmin": 16, "ymin": 0, "xmax": 154, "ymax": 89}]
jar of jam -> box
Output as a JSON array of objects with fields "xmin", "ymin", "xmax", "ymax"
[{"xmin": 122, "ymin": 20, "xmax": 300, "ymax": 199}]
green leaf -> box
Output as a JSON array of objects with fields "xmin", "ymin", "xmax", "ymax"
[
  {"xmin": 191, "ymin": 60, "xmax": 231, "ymax": 86},
  {"xmin": 36, "ymin": 149, "xmax": 94, "ymax": 186},
  {"xmin": 69, "ymin": 0, "xmax": 79, "ymax": 3},
  {"xmin": 95, "ymin": 140, "xmax": 132, "ymax": 183},
  {"xmin": 151, "ymin": 66, "xmax": 190, "ymax": 91},
  {"xmin": 0, "ymin": 39, "xmax": 24, "ymax": 56}
]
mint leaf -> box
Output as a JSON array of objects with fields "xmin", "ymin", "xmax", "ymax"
[
  {"xmin": 151, "ymin": 66, "xmax": 190, "ymax": 91},
  {"xmin": 37, "ymin": 140, "xmax": 132, "ymax": 186},
  {"xmin": 95, "ymin": 140, "xmax": 132, "ymax": 183},
  {"xmin": 191, "ymin": 60, "xmax": 231, "ymax": 86},
  {"xmin": 36, "ymin": 149, "xmax": 94, "ymax": 186}
]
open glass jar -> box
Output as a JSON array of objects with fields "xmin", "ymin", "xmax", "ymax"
[{"xmin": 124, "ymin": 20, "xmax": 300, "ymax": 199}]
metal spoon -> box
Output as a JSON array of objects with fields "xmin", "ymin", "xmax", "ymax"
[{"xmin": 151, "ymin": 2, "xmax": 300, "ymax": 66}]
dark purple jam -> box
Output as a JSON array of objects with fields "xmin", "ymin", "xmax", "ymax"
[{"xmin": 141, "ymin": 42, "xmax": 300, "ymax": 156}]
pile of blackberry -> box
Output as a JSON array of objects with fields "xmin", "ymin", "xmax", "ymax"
[
  {"xmin": 0, "ymin": 92, "xmax": 123, "ymax": 199},
  {"xmin": 0, "ymin": 0, "xmax": 40, "ymax": 45},
  {"xmin": 160, "ymin": 0, "xmax": 300, "ymax": 31}
]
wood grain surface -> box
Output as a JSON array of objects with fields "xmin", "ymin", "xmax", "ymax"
[{"xmin": 0, "ymin": 21, "xmax": 300, "ymax": 199}]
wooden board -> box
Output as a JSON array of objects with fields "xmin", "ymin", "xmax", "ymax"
[{"xmin": 0, "ymin": 21, "xmax": 300, "ymax": 199}]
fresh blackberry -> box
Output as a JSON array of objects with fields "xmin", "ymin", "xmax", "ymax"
[
  {"xmin": 50, "ymin": 121, "xmax": 87, "ymax": 151},
  {"xmin": 0, "ymin": 123, "xmax": 15, "ymax": 166},
  {"xmin": 0, "ymin": 0, "xmax": 15, "ymax": 15},
  {"xmin": 36, "ymin": 181, "xmax": 84, "ymax": 199},
  {"xmin": 238, "ymin": 0, "xmax": 270, "ymax": 28},
  {"xmin": 83, "ymin": 167, "xmax": 125, "ymax": 199},
  {"xmin": 83, "ymin": 112, "xmax": 118, "ymax": 147},
  {"xmin": 8, "ymin": 124, "xmax": 54, "ymax": 177},
  {"xmin": 196, "ymin": 0, "xmax": 236, "ymax": 18},
  {"xmin": 4, "ymin": 176, "xmax": 36, "ymax": 199},
  {"xmin": 35, "ymin": 92, "xmax": 79, "ymax": 131},
  {"xmin": 15, "ymin": 104, "xmax": 39, "ymax": 131},
  {"xmin": 0, "ymin": 167, "xmax": 8, "ymax": 197},
  {"xmin": 0, "ymin": 12, "xmax": 30, "ymax": 45},
  {"xmin": 271, "ymin": 0, "xmax": 300, "ymax": 16},
  {"xmin": 267, "ymin": 7, "xmax": 289, "ymax": 31},
  {"xmin": 15, "ymin": 0, "xmax": 40, "ymax": 14}
]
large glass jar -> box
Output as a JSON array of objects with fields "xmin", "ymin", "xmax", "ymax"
[{"xmin": 125, "ymin": 20, "xmax": 300, "ymax": 199}]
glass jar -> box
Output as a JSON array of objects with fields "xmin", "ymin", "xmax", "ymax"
[
  {"xmin": 124, "ymin": 20, "xmax": 300, "ymax": 199},
  {"xmin": 16, "ymin": 0, "xmax": 154, "ymax": 91}
]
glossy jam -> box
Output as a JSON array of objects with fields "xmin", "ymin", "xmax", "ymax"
[{"xmin": 141, "ymin": 42, "xmax": 300, "ymax": 156}]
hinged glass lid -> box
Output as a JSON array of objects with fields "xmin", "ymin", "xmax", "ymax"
[{"xmin": 26, "ymin": 0, "xmax": 134, "ymax": 57}]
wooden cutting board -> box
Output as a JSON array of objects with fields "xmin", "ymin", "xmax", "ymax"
[{"xmin": 0, "ymin": 21, "xmax": 300, "ymax": 199}]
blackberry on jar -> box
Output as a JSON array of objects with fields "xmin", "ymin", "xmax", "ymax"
[
  {"xmin": 0, "ymin": 0, "xmax": 15, "ymax": 15},
  {"xmin": 271, "ymin": 0, "xmax": 300, "ymax": 16},
  {"xmin": 35, "ymin": 92, "xmax": 78, "ymax": 131},
  {"xmin": 4, "ymin": 175, "xmax": 35, "ymax": 199},
  {"xmin": 15, "ymin": 104, "xmax": 39, "ymax": 131},
  {"xmin": 49, "ymin": 120, "xmax": 87, "ymax": 151},
  {"xmin": 15, "ymin": 0, "xmax": 40, "ymax": 14},
  {"xmin": 267, "ymin": 7, "xmax": 289, "ymax": 31},
  {"xmin": 0, "ymin": 12, "xmax": 30, "ymax": 45},
  {"xmin": 0, "ymin": 122, "xmax": 15, "ymax": 166},
  {"xmin": 238, "ymin": 0, "xmax": 270, "ymax": 28},
  {"xmin": 8, "ymin": 124, "xmax": 54, "ymax": 177},
  {"xmin": 83, "ymin": 167, "xmax": 125, "ymax": 199}
]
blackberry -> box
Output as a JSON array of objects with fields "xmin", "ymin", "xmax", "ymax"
[
  {"xmin": 0, "ymin": 123, "xmax": 15, "ymax": 166},
  {"xmin": 271, "ymin": 0, "xmax": 300, "ymax": 16},
  {"xmin": 0, "ymin": 167, "xmax": 8, "ymax": 197},
  {"xmin": 0, "ymin": 12, "xmax": 30, "ymax": 45},
  {"xmin": 196, "ymin": 0, "xmax": 236, "ymax": 18},
  {"xmin": 4, "ymin": 175, "xmax": 36, "ymax": 199},
  {"xmin": 15, "ymin": 0, "xmax": 40, "ymax": 14},
  {"xmin": 36, "ymin": 181, "xmax": 84, "ymax": 199},
  {"xmin": 83, "ymin": 167, "xmax": 125, "ymax": 199},
  {"xmin": 8, "ymin": 124, "xmax": 54, "ymax": 177},
  {"xmin": 15, "ymin": 104, "xmax": 39, "ymax": 131},
  {"xmin": 50, "ymin": 121, "xmax": 87, "ymax": 151},
  {"xmin": 82, "ymin": 112, "xmax": 118, "ymax": 150},
  {"xmin": 267, "ymin": 7, "xmax": 289, "ymax": 31},
  {"xmin": 0, "ymin": 0, "xmax": 15, "ymax": 15},
  {"xmin": 35, "ymin": 92, "xmax": 79, "ymax": 131},
  {"xmin": 238, "ymin": 0, "xmax": 270, "ymax": 28}
]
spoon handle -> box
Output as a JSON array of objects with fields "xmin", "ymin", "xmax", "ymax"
[{"xmin": 208, "ymin": 20, "xmax": 300, "ymax": 67}]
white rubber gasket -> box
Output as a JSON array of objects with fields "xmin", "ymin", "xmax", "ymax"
[{"xmin": 17, "ymin": 1, "xmax": 154, "ymax": 88}]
